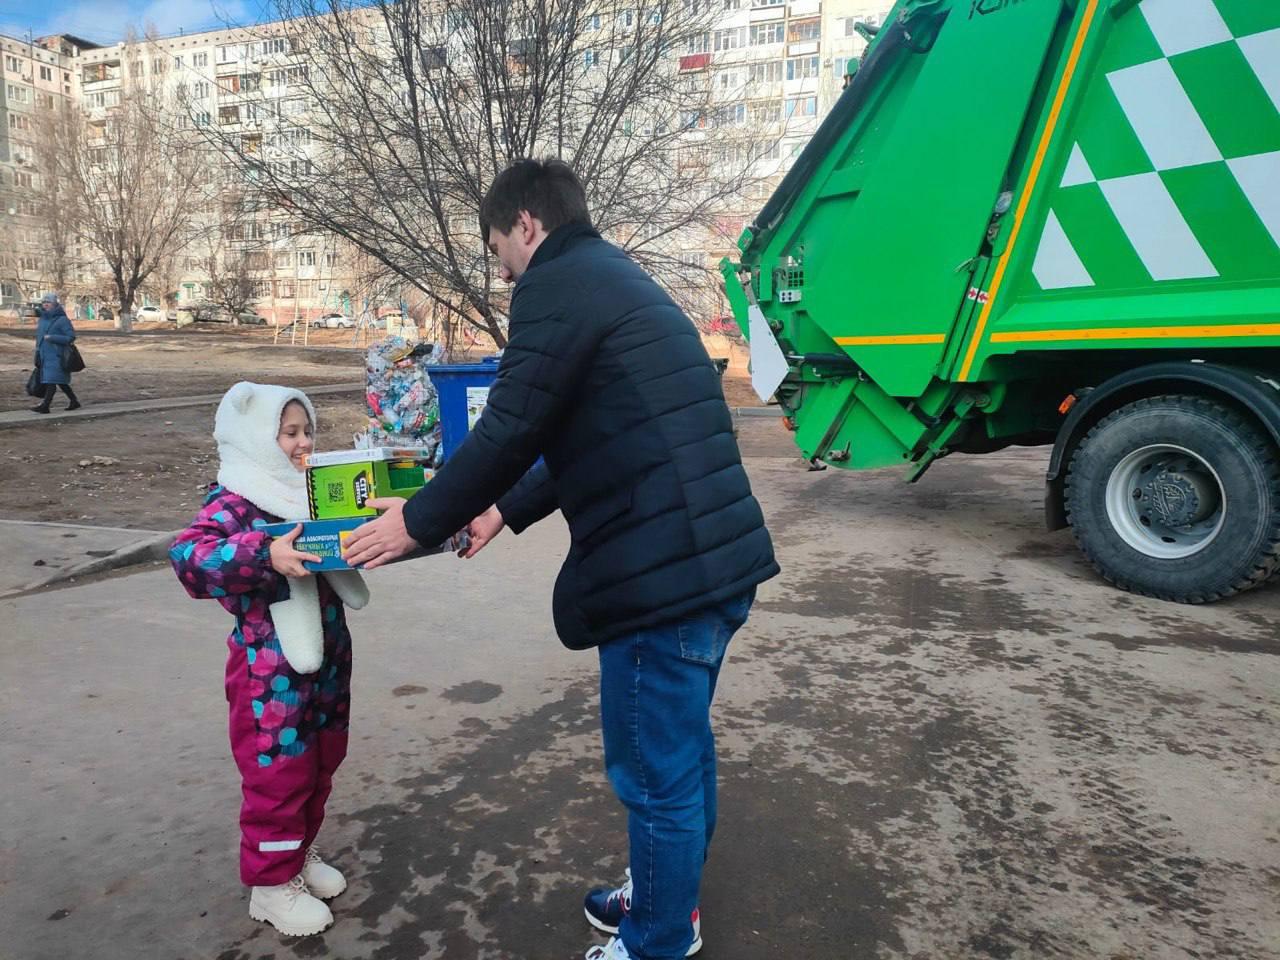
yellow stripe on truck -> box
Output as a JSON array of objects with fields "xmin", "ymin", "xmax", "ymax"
[
  {"xmin": 957, "ymin": 0, "xmax": 1100, "ymax": 382},
  {"xmin": 990, "ymin": 323, "xmax": 1280, "ymax": 344},
  {"xmin": 835, "ymin": 334, "xmax": 947, "ymax": 346}
]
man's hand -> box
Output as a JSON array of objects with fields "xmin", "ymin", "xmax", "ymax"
[
  {"xmin": 269, "ymin": 524, "xmax": 322, "ymax": 577},
  {"xmin": 462, "ymin": 505, "xmax": 505, "ymax": 559},
  {"xmin": 341, "ymin": 497, "xmax": 419, "ymax": 569}
]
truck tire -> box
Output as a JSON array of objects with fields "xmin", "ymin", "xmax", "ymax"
[{"xmin": 1064, "ymin": 395, "xmax": 1280, "ymax": 603}]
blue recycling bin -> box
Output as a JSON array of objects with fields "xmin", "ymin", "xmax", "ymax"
[{"xmin": 426, "ymin": 359, "xmax": 500, "ymax": 461}]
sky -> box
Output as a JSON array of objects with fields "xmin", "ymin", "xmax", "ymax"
[{"xmin": 0, "ymin": 0, "xmax": 272, "ymax": 45}]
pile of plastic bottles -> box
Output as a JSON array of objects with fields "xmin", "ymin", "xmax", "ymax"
[{"xmin": 358, "ymin": 338, "xmax": 444, "ymax": 463}]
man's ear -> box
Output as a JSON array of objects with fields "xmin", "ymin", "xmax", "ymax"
[{"xmin": 518, "ymin": 209, "xmax": 538, "ymax": 244}]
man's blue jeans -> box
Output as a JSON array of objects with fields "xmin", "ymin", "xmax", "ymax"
[{"xmin": 598, "ymin": 590, "xmax": 754, "ymax": 960}]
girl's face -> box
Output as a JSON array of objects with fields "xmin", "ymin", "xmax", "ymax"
[{"xmin": 277, "ymin": 400, "xmax": 314, "ymax": 471}]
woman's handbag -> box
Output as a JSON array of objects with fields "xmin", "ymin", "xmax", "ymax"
[
  {"xmin": 63, "ymin": 343, "xmax": 85, "ymax": 373},
  {"xmin": 25, "ymin": 365, "xmax": 43, "ymax": 397}
]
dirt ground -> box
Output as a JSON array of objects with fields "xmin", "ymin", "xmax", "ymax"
[
  {"xmin": 0, "ymin": 323, "xmax": 369, "ymax": 413},
  {"xmin": 0, "ymin": 326, "xmax": 772, "ymax": 530}
]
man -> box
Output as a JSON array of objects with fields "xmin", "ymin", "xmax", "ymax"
[{"xmin": 344, "ymin": 159, "xmax": 778, "ymax": 960}]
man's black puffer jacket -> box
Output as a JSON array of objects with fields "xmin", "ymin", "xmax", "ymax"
[{"xmin": 402, "ymin": 222, "xmax": 779, "ymax": 649}]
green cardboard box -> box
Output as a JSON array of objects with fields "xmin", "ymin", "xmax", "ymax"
[{"xmin": 305, "ymin": 448, "xmax": 434, "ymax": 520}]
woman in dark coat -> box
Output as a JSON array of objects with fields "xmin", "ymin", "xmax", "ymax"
[{"xmin": 32, "ymin": 293, "xmax": 80, "ymax": 414}]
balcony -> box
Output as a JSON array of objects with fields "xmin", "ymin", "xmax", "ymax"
[{"xmin": 679, "ymin": 52, "xmax": 711, "ymax": 72}]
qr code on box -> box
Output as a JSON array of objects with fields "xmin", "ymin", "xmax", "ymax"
[{"xmin": 327, "ymin": 481, "xmax": 344, "ymax": 500}]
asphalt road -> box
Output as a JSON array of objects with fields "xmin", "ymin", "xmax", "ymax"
[{"xmin": 1, "ymin": 445, "xmax": 1276, "ymax": 960}]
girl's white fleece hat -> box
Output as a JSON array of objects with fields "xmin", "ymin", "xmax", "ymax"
[{"xmin": 214, "ymin": 381, "xmax": 316, "ymax": 521}]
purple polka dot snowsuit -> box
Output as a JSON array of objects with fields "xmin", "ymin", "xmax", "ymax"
[{"xmin": 171, "ymin": 485, "xmax": 353, "ymax": 886}]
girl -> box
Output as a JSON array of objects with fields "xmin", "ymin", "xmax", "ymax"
[{"xmin": 171, "ymin": 382, "xmax": 369, "ymax": 936}]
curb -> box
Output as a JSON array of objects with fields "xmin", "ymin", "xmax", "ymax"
[
  {"xmin": 0, "ymin": 382, "xmax": 363, "ymax": 430},
  {"xmin": 2, "ymin": 530, "xmax": 178, "ymax": 598}
]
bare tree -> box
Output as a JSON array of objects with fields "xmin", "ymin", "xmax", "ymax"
[
  {"xmin": 48, "ymin": 39, "xmax": 212, "ymax": 331},
  {"xmin": 200, "ymin": 0, "xmax": 777, "ymax": 346},
  {"xmin": 203, "ymin": 240, "xmax": 264, "ymax": 324}
]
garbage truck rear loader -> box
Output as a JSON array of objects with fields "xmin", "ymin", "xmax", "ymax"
[{"xmin": 723, "ymin": 0, "xmax": 1280, "ymax": 603}]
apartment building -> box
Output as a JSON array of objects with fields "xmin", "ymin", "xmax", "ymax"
[
  {"xmin": 4, "ymin": 0, "xmax": 890, "ymax": 325},
  {"xmin": 671, "ymin": 0, "xmax": 887, "ymax": 321},
  {"xmin": 73, "ymin": 24, "xmax": 349, "ymax": 325},
  {"xmin": 0, "ymin": 32, "xmax": 90, "ymax": 307}
]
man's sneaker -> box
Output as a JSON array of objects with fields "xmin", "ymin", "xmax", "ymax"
[
  {"xmin": 248, "ymin": 873, "xmax": 334, "ymax": 936},
  {"xmin": 302, "ymin": 845, "xmax": 347, "ymax": 899},
  {"xmin": 582, "ymin": 906, "xmax": 702, "ymax": 958},
  {"xmin": 583, "ymin": 916, "xmax": 703, "ymax": 960},
  {"xmin": 585, "ymin": 937, "xmax": 631, "ymax": 960},
  {"xmin": 583, "ymin": 867, "xmax": 632, "ymax": 934}
]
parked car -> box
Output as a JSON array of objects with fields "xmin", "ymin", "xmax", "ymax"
[
  {"xmin": 316, "ymin": 312, "xmax": 356, "ymax": 329},
  {"xmin": 237, "ymin": 311, "xmax": 268, "ymax": 326},
  {"xmin": 136, "ymin": 306, "xmax": 166, "ymax": 322}
]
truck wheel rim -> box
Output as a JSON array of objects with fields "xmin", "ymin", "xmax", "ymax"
[{"xmin": 1105, "ymin": 444, "xmax": 1226, "ymax": 560}]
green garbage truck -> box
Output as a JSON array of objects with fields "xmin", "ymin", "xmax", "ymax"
[{"xmin": 722, "ymin": 0, "xmax": 1280, "ymax": 603}]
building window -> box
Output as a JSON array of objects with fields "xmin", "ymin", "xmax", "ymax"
[
  {"xmin": 584, "ymin": 49, "xmax": 598, "ymax": 68},
  {"xmin": 152, "ymin": 57, "xmax": 167, "ymax": 74},
  {"xmin": 259, "ymin": 38, "xmax": 287, "ymax": 56},
  {"xmin": 297, "ymin": 250, "xmax": 316, "ymax": 267},
  {"xmin": 788, "ymin": 18, "xmax": 821, "ymax": 42},
  {"xmin": 749, "ymin": 60, "xmax": 783, "ymax": 84},
  {"xmin": 275, "ymin": 251, "xmax": 294, "ymax": 269},
  {"xmin": 173, "ymin": 55, "xmax": 184, "ymax": 69},
  {"xmin": 4, "ymin": 55, "xmax": 19, "ymax": 72},
  {"xmin": 685, "ymin": 32, "xmax": 710, "ymax": 54},
  {"xmin": 35, "ymin": 92, "xmax": 53, "ymax": 109},
  {"xmin": 217, "ymin": 45, "xmax": 241, "ymax": 64},
  {"xmin": 192, "ymin": 80, "xmax": 209, "ymax": 99},
  {"xmin": 276, "ymin": 280, "xmax": 295, "ymax": 299},
  {"xmin": 193, "ymin": 52, "xmax": 209, "ymax": 67},
  {"xmin": 750, "ymin": 100, "xmax": 782, "ymax": 124},
  {"xmin": 39, "ymin": 65, "xmax": 52, "ymax": 81},
  {"xmin": 833, "ymin": 56, "xmax": 854, "ymax": 78},
  {"xmin": 194, "ymin": 111, "xmax": 211, "ymax": 127},
  {"xmin": 714, "ymin": 27, "xmax": 746, "ymax": 51},
  {"xmin": 324, "ymin": 251, "xmax": 339, "ymax": 268},
  {"xmin": 6, "ymin": 83, "xmax": 30, "ymax": 103},
  {"xmin": 8, "ymin": 113, "xmax": 30, "ymax": 131},
  {"xmin": 749, "ymin": 22, "xmax": 785, "ymax": 46},
  {"xmin": 785, "ymin": 95, "xmax": 817, "ymax": 118},
  {"xmin": 15, "ymin": 171, "xmax": 34, "ymax": 188},
  {"xmin": 785, "ymin": 55, "xmax": 819, "ymax": 80},
  {"xmin": 589, "ymin": 13, "xmax": 601, "ymax": 30},
  {"xmin": 219, "ymin": 105, "xmax": 240, "ymax": 124}
]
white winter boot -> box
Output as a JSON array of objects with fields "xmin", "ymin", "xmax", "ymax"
[
  {"xmin": 249, "ymin": 873, "xmax": 334, "ymax": 936},
  {"xmin": 302, "ymin": 844, "xmax": 348, "ymax": 899}
]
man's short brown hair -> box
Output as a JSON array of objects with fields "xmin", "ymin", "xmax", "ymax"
[{"xmin": 479, "ymin": 158, "xmax": 591, "ymax": 239}]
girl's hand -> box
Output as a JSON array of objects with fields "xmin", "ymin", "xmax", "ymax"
[
  {"xmin": 269, "ymin": 524, "xmax": 322, "ymax": 577},
  {"xmin": 462, "ymin": 505, "xmax": 505, "ymax": 558}
]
